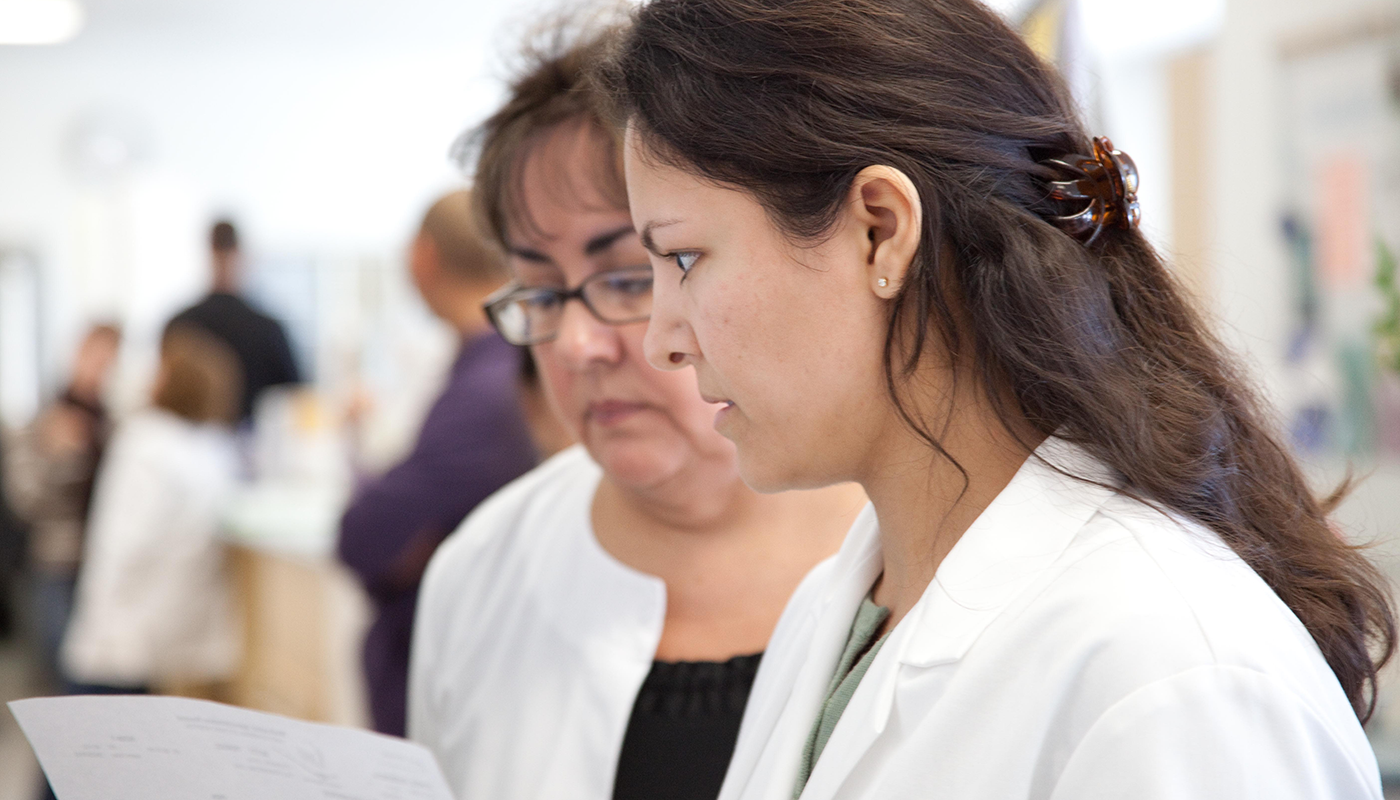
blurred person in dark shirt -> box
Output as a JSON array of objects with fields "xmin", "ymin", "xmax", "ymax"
[
  {"xmin": 0, "ymin": 445, "xmax": 21, "ymax": 640},
  {"xmin": 2, "ymin": 323, "xmax": 120, "ymax": 684},
  {"xmin": 337, "ymin": 189, "xmax": 538, "ymax": 737},
  {"xmin": 168, "ymin": 220, "xmax": 300, "ymax": 422}
]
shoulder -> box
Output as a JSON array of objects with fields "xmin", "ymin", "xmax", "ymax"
[
  {"xmin": 169, "ymin": 296, "xmax": 212, "ymax": 322},
  {"xmin": 1044, "ymin": 493, "xmax": 1319, "ymax": 668},
  {"xmin": 419, "ymin": 446, "xmax": 601, "ymax": 615},
  {"xmin": 956, "ymin": 488, "xmax": 1379, "ymax": 794},
  {"xmin": 1051, "ymin": 664, "xmax": 1380, "ymax": 798},
  {"xmin": 105, "ymin": 411, "xmax": 236, "ymax": 478},
  {"xmin": 1007, "ymin": 489, "xmax": 1364, "ymax": 744},
  {"xmin": 107, "ymin": 410, "xmax": 186, "ymax": 454},
  {"xmin": 438, "ymin": 360, "xmax": 522, "ymax": 419}
]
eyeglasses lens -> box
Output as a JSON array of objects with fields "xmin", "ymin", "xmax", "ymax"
[
  {"xmin": 490, "ymin": 268, "xmax": 653, "ymax": 346},
  {"xmin": 584, "ymin": 270, "xmax": 653, "ymax": 324}
]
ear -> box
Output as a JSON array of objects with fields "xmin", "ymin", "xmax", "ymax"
[
  {"xmin": 847, "ymin": 165, "xmax": 922, "ymax": 299},
  {"xmin": 409, "ymin": 233, "xmax": 439, "ymax": 287}
]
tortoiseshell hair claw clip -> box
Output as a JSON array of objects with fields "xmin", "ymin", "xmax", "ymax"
[{"xmin": 1042, "ymin": 136, "xmax": 1141, "ymax": 246}]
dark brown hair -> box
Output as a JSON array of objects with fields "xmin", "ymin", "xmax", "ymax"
[
  {"xmin": 210, "ymin": 220, "xmax": 238, "ymax": 253},
  {"xmin": 457, "ymin": 18, "xmax": 627, "ymax": 250},
  {"xmin": 600, "ymin": 0, "xmax": 1396, "ymax": 719},
  {"xmin": 154, "ymin": 324, "xmax": 242, "ymax": 426}
]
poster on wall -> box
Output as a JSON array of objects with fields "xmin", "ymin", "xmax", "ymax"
[{"xmin": 1279, "ymin": 12, "xmax": 1400, "ymax": 456}]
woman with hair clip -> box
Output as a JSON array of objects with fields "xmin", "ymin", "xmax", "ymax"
[
  {"xmin": 407, "ymin": 23, "xmax": 866, "ymax": 800},
  {"xmin": 601, "ymin": 0, "xmax": 1395, "ymax": 797}
]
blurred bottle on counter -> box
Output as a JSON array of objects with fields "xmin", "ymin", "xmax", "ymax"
[
  {"xmin": 1, "ymin": 323, "xmax": 120, "ymax": 687},
  {"xmin": 168, "ymin": 220, "xmax": 301, "ymax": 426},
  {"xmin": 337, "ymin": 189, "xmax": 538, "ymax": 737}
]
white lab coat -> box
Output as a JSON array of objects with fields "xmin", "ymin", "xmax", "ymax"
[
  {"xmin": 409, "ymin": 446, "xmax": 667, "ymax": 800},
  {"xmin": 720, "ymin": 438, "xmax": 1381, "ymax": 800},
  {"xmin": 62, "ymin": 409, "xmax": 241, "ymax": 687}
]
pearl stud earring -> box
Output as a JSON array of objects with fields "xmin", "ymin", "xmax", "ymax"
[{"xmin": 877, "ymin": 277, "xmax": 889, "ymax": 288}]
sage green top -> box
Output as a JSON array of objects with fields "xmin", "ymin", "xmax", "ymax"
[{"xmin": 793, "ymin": 596, "xmax": 891, "ymax": 798}]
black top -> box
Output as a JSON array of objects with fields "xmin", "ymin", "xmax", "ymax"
[
  {"xmin": 613, "ymin": 652, "xmax": 763, "ymax": 800},
  {"xmin": 168, "ymin": 292, "xmax": 301, "ymax": 421}
]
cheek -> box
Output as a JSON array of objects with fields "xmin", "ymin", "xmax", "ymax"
[
  {"xmin": 532, "ymin": 345, "xmax": 585, "ymax": 433},
  {"xmin": 649, "ymin": 369, "xmax": 714, "ymax": 430},
  {"xmin": 701, "ymin": 267, "xmax": 885, "ymax": 424}
]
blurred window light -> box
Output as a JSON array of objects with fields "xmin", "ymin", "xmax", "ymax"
[
  {"xmin": 0, "ymin": 250, "xmax": 42, "ymax": 428},
  {"xmin": 1079, "ymin": 0, "xmax": 1224, "ymax": 60},
  {"xmin": 0, "ymin": 0, "xmax": 84, "ymax": 45},
  {"xmin": 985, "ymin": 0, "xmax": 1224, "ymax": 61}
]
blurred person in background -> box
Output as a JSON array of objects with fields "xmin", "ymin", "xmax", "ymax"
[
  {"xmin": 337, "ymin": 189, "xmax": 538, "ymax": 738},
  {"xmin": 60, "ymin": 323, "xmax": 243, "ymax": 696},
  {"xmin": 169, "ymin": 219, "xmax": 301, "ymax": 424},
  {"xmin": 0, "ymin": 447, "xmax": 22, "ymax": 640},
  {"xmin": 2, "ymin": 323, "xmax": 120, "ymax": 686},
  {"xmin": 406, "ymin": 28, "xmax": 866, "ymax": 800}
]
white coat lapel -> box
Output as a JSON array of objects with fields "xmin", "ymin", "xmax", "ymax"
[
  {"xmin": 796, "ymin": 607, "xmax": 910, "ymax": 800},
  {"xmin": 723, "ymin": 506, "xmax": 884, "ymax": 800},
  {"xmin": 902, "ymin": 440, "xmax": 1118, "ymax": 668},
  {"xmin": 798, "ymin": 440, "xmax": 1119, "ymax": 800}
]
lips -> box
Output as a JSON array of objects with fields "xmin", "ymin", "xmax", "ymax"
[{"xmin": 587, "ymin": 400, "xmax": 649, "ymax": 426}]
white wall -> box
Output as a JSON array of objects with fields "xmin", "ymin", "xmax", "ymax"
[
  {"xmin": 1212, "ymin": 0, "xmax": 1400, "ymax": 753},
  {"xmin": 0, "ymin": 0, "xmax": 538, "ymax": 410},
  {"xmin": 1209, "ymin": 0, "xmax": 1391, "ymax": 404}
]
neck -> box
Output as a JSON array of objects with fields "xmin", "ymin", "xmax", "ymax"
[
  {"xmin": 66, "ymin": 382, "xmax": 101, "ymax": 408},
  {"xmin": 594, "ymin": 456, "xmax": 757, "ymax": 542},
  {"xmin": 860, "ymin": 385, "xmax": 1039, "ymax": 628},
  {"xmin": 593, "ymin": 462, "xmax": 866, "ymax": 661}
]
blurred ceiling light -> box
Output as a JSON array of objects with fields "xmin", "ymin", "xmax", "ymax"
[{"xmin": 0, "ymin": 0, "xmax": 85, "ymax": 45}]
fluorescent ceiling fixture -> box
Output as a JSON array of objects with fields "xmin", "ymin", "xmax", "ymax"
[
  {"xmin": 0, "ymin": 0, "xmax": 84, "ymax": 45},
  {"xmin": 1079, "ymin": 0, "xmax": 1224, "ymax": 60}
]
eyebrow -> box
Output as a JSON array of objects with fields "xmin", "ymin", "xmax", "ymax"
[
  {"xmin": 506, "ymin": 246, "xmax": 552, "ymax": 264},
  {"xmin": 506, "ymin": 224, "xmax": 638, "ymax": 264},
  {"xmin": 639, "ymin": 219, "xmax": 683, "ymax": 254},
  {"xmin": 584, "ymin": 225, "xmax": 638, "ymax": 256}
]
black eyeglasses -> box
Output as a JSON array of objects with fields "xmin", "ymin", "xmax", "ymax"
[{"xmin": 483, "ymin": 267, "xmax": 654, "ymax": 346}]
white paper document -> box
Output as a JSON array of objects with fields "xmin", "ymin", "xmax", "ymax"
[{"xmin": 9, "ymin": 695, "xmax": 456, "ymax": 800}]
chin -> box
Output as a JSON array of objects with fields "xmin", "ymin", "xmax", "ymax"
[
  {"xmin": 736, "ymin": 452, "xmax": 808, "ymax": 494},
  {"xmin": 735, "ymin": 435, "xmax": 845, "ymax": 494},
  {"xmin": 585, "ymin": 437, "xmax": 688, "ymax": 490}
]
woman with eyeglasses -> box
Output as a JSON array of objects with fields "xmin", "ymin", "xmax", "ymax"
[
  {"xmin": 602, "ymin": 0, "xmax": 1393, "ymax": 798},
  {"xmin": 406, "ymin": 28, "xmax": 866, "ymax": 800}
]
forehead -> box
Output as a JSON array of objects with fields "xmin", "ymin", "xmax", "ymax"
[
  {"xmin": 623, "ymin": 129, "xmax": 766, "ymax": 238},
  {"xmin": 507, "ymin": 122, "xmax": 629, "ymax": 247}
]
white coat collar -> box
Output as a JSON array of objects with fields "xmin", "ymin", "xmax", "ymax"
[
  {"xmin": 531, "ymin": 448, "xmax": 667, "ymax": 663},
  {"xmin": 741, "ymin": 438, "xmax": 1120, "ymax": 800},
  {"xmin": 897, "ymin": 436, "xmax": 1119, "ymax": 667}
]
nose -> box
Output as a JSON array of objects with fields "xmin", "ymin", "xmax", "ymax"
[
  {"xmin": 642, "ymin": 270, "xmax": 698, "ymax": 371},
  {"xmin": 553, "ymin": 296, "xmax": 623, "ymax": 371}
]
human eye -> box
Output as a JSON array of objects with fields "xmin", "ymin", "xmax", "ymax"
[
  {"xmin": 509, "ymin": 288, "xmax": 559, "ymax": 312},
  {"xmin": 670, "ymin": 251, "xmax": 700, "ymax": 281},
  {"xmin": 603, "ymin": 271, "xmax": 654, "ymax": 296}
]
